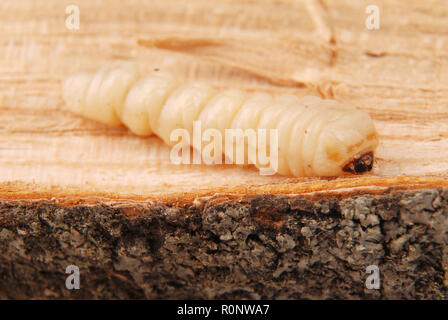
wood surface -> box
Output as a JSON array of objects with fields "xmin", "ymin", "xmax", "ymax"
[{"xmin": 1, "ymin": 0, "xmax": 448, "ymax": 202}]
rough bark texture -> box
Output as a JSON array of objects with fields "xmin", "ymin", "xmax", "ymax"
[{"xmin": 1, "ymin": 188, "xmax": 447, "ymax": 300}]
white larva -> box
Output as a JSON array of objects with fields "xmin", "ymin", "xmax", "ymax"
[{"xmin": 62, "ymin": 66, "xmax": 379, "ymax": 177}]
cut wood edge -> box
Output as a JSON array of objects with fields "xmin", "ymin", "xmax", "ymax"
[{"xmin": 1, "ymin": 176, "xmax": 448, "ymax": 208}]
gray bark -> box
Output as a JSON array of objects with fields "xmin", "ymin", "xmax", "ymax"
[{"xmin": 1, "ymin": 188, "xmax": 447, "ymax": 299}]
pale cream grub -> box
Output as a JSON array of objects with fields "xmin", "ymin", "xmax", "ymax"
[{"xmin": 62, "ymin": 66, "xmax": 379, "ymax": 177}]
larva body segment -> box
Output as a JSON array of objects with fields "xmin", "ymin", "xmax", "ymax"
[
  {"xmin": 230, "ymin": 93, "xmax": 273, "ymax": 131},
  {"xmin": 85, "ymin": 66, "xmax": 139, "ymax": 126},
  {"xmin": 196, "ymin": 89, "xmax": 246, "ymax": 163},
  {"xmin": 275, "ymin": 105, "xmax": 304, "ymax": 175},
  {"xmin": 288, "ymin": 103, "xmax": 324, "ymax": 176},
  {"xmin": 158, "ymin": 82, "xmax": 216, "ymax": 145},
  {"xmin": 231, "ymin": 92, "xmax": 274, "ymax": 166},
  {"xmin": 62, "ymin": 66, "xmax": 379, "ymax": 177},
  {"xmin": 255, "ymin": 95, "xmax": 299, "ymax": 175},
  {"xmin": 198, "ymin": 89, "xmax": 246, "ymax": 136},
  {"xmin": 62, "ymin": 72, "xmax": 92, "ymax": 116},
  {"xmin": 122, "ymin": 72, "xmax": 179, "ymax": 136}
]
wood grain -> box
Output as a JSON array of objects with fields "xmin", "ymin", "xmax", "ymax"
[{"xmin": 1, "ymin": 0, "xmax": 447, "ymax": 201}]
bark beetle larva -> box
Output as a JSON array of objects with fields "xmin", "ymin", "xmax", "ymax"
[{"xmin": 62, "ymin": 66, "xmax": 379, "ymax": 177}]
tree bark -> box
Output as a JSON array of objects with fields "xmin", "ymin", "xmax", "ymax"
[{"xmin": 1, "ymin": 188, "xmax": 447, "ymax": 299}]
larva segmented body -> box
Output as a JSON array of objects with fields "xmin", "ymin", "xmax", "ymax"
[{"xmin": 62, "ymin": 65, "xmax": 378, "ymax": 177}]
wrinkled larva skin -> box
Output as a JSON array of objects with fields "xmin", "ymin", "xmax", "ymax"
[{"xmin": 62, "ymin": 66, "xmax": 379, "ymax": 177}]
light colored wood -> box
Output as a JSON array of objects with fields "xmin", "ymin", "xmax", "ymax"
[{"xmin": 1, "ymin": 0, "xmax": 447, "ymax": 201}]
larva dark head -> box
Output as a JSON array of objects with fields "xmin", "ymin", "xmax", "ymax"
[{"xmin": 342, "ymin": 152, "xmax": 374, "ymax": 174}]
